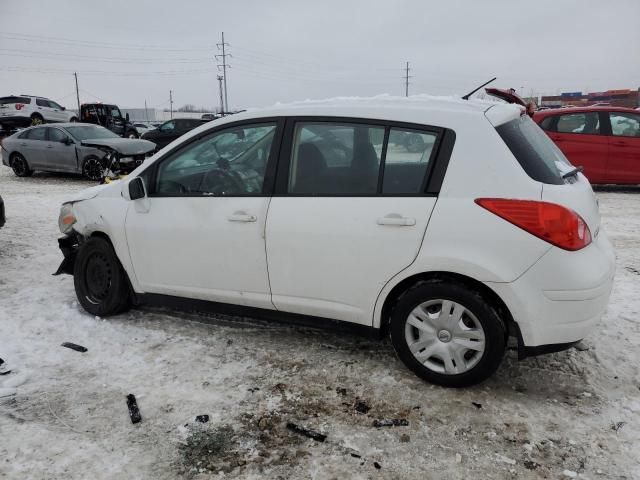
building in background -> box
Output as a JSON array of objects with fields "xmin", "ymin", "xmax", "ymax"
[{"xmin": 540, "ymin": 88, "xmax": 639, "ymax": 109}]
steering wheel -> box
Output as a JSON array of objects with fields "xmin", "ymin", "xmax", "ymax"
[{"xmin": 199, "ymin": 168, "xmax": 245, "ymax": 194}]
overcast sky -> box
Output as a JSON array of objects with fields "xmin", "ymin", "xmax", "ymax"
[{"xmin": 0, "ymin": 0, "xmax": 638, "ymax": 111}]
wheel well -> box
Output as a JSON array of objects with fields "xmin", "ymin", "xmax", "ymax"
[
  {"xmin": 30, "ymin": 112, "xmax": 43, "ymax": 118},
  {"xmin": 379, "ymin": 271, "xmax": 517, "ymax": 340}
]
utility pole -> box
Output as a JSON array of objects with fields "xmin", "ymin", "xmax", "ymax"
[
  {"xmin": 73, "ymin": 72, "xmax": 80, "ymax": 114},
  {"xmin": 216, "ymin": 32, "xmax": 231, "ymax": 113},
  {"xmin": 217, "ymin": 75, "xmax": 224, "ymax": 115},
  {"xmin": 169, "ymin": 90, "xmax": 173, "ymax": 119},
  {"xmin": 144, "ymin": 99, "xmax": 149, "ymax": 123},
  {"xmin": 404, "ymin": 62, "xmax": 411, "ymax": 97}
]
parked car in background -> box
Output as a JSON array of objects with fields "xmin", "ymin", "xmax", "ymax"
[
  {"xmin": 533, "ymin": 106, "xmax": 640, "ymax": 184},
  {"xmin": 132, "ymin": 122, "xmax": 155, "ymax": 135},
  {"xmin": 0, "ymin": 194, "xmax": 5, "ymax": 228},
  {"xmin": 80, "ymin": 103, "xmax": 139, "ymax": 138},
  {"xmin": 141, "ymin": 118, "xmax": 206, "ymax": 150},
  {"xmin": 0, "ymin": 95, "xmax": 77, "ymax": 130},
  {"xmin": 1, "ymin": 123, "xmax": 155, "ymax": 180},
  {"xmin": 54, "ymin": 97, "xmax": 614, "ymax": 387}
]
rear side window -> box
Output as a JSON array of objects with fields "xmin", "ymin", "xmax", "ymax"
[
  {"xmin": 556, "ymin": 112, "xmax": 600, "ymax": 135},
  {"xmin": 384, "ymin": 128, "xmax": 437, "ymax": 193},
  {"xmin": 24, "ymin": 127, "xmax": 47, "ymax": 140},
  {"xmin": 0, "ymin": 96, "xmax": 30, "ymax": 105},
  {"xmin": 609, "ymin": 112, "xmax": 640, "ymax": 137},
  {"xmin": 36, "ymin": 98, "xmax": 50, "ymax": 107},
  {"xmin": 495, "ymin": 115, "xmax": 571, "ymax": 185}
]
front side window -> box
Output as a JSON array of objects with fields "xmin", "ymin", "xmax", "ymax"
[
  {"xmin": 25, "ymin": 127, "xmax": 47, "ymax": 140},
  {"xmin": 556, "ymin": 112, "xmax": 600, "ymax": 135},
  {"xmin": 383, "ymin": 128, "xmax": 437, "ymax": 193},
  {"xmin": 609, "ymin": 112, "xmax": 640, "ymax": 137},
  {"xmin": 49, "ymin": 101, "xmax": 63, "ymax": 110},
  {"xmin": 154, "ymin": 123, "xmax": 277, "ymax": 195},
  {"xmin": 109, "ymin": 107, "xmax": 122, "ymax": 118},
  {"xmin": 47, "ymin": 128, "xmax": 69, "ymax": 143},
  {"xmin": 289, "ymin": 122, "xmax": 384, "ymax": 194}
]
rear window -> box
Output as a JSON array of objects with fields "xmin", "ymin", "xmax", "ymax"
[
  {"xmin": 496, "ymin": 115, "xmax": 572, "ymax": 185},
  {"xmin": 0, "ymin": 96, "xmax": 30, "ymax": 105}
]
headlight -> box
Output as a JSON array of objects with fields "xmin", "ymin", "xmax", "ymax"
[{"xmin": 58, "ymin": 203, "xmax": 76, "ymax": 234}]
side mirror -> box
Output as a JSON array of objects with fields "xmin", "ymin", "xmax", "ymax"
[
  {"xmin": 128, "ymin": 177, "xmax": 146, "ymax": 200},
  {"xmin": 126, "ymin": 113, "xmax": 130, "ymax": 122}
]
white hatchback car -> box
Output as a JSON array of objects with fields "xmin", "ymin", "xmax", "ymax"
[{"xmin": 55, "ymin": 97, "xmax": 616, "ymax": 387}]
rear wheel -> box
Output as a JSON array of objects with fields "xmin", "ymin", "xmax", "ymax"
[
  {"xmin": 74, "ymin": 236, "xmax": 132, "ymax": 316},
  {"xmin": 69, "ymin": 117, "xmax": 78, "ymax": 123},
  {"xmin": 390, "ymin": 280, "xmax": 506, "ymax": 387},
  {"xmin": 30, "ymin": 114, "xmax": 44, "ymax": 126},
  {"xmin": 83, "ymin": 156, "xmax": 104, "ymax": 181},
  {"xmin": 126, "ymin": 130, "xmax": 139, "ymax": 139},
  {"xmin": 10, "ymin": 153, "xmax": 34, "ymax": 177}
]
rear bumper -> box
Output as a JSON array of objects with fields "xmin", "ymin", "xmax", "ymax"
[
  {"xmin": 0, "ymin": 114, "xmax": 30, "ymax": 128},
  {"xmin": 488, "ymin": 230, "xmax": 616, "ymax": 349}
]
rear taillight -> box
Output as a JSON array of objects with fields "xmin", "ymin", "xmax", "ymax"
[
  {"xmin": 15, "ymin": 103, "xmax": 24, "ymax": 110},
  {"xmin": 475, "ymin": 198, "xmax": 592, "ymax": 251}
]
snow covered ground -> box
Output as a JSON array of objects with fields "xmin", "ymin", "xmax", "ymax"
[{"xmin": 0, "ymin": 167, "xmax": 638, "ymax": 479}]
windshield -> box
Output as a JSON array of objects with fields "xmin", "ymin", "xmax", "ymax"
[
  {"xmin": 65, "ymin": 125, "xmax": 120, "ymax": 141},
  {"xmin": 495, "ymin": 115, "xmax": 572, "ymax": 185}
]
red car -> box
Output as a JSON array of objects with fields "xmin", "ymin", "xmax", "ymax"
[{"xmin": 532, "ymin": 107, "xmax": 640, "ymax": 184}]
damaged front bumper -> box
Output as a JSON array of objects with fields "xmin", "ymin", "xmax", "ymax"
[{"xmin": 53, "ymin": 232, "xmax": 83, "ymax": 276}]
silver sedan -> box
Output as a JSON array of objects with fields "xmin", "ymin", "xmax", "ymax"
[{"xmin": 1, "ymin": 123, "xmax": 155, "ymax": 180}]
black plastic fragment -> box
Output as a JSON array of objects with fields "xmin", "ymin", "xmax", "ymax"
[
  {"xmin": 374, "ymin": 461, "xmax": 382, "ymax": 469},
  {"xmin": 354, "ymin": 400, "xmax": 370, "ymax": 414},
  {"xmin": 286, "ymin": 422, "xmax": 326, "ymax": 442},
  {"xmin": 372, "ymin": 419, "xmax": 409, "ymax": 427},
  {"xmin": 0, "ymin": 370, "xmax": 11, "ymax": 376},
  {"xmin": 126, "ymin": 394, "xmax": 142, "ymax": 424},
  {"xmin": 195, "ymin": 414, "xmax": 209, "ymax": 423},
  {"xmin": 472, "ymin": 402, "xmax": 482, "ymax": 409},
  {"xmin": 350, "ymin": 453, "xmax": 361, "ymax": 458},
  {"xmin": 61, "ymin": 342, "xmax": 88, "ymax": 353}
]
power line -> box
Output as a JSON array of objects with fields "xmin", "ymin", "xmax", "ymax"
[{"xmin": 215, "ymin": 32, "xmax": 231, "ymax": 112}]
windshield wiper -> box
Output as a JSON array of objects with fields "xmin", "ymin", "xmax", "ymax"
[{"xmin": 562, "ymin": 165, "xmax": 584, "ymax": 179}]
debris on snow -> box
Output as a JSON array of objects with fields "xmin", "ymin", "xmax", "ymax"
[
  {"xmin": 286, "ymin": 422, "xmax": 326, "ymax": 442},
  {"xmin": 126, "ymin": 394, "xmax": 142, "ymax": 424},
  {"xmin": 354, "ymin": 399, "xmax": 371, "ymax": 414},
  {"xmin": 495, "ymin": 454, "xmax": 516, "ymax": 465},
  {"xmin": 373, "ymin": 461, "xmax": 382, "ymax": 469},
  {"xmin": 471, "ymin": 402, "xmax": 482, "ymax": 409},
  {"xmin": 195, "ymin": 415, "xmax": 210, "ymax": 423},
  {"xmin": 372, "ymin": 418, "xmax": 409, "ymax": 427},
  {"xmin": 61, "ymin": 342, "xmax": 88, "ymax": 353},
  {"xmin": 611, "ymin": 421, "xmax": 625, "ymax": 432}
]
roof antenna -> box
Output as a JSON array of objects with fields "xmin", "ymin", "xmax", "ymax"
[{"xmin": 462, "ymin": 77, "xmax": 497, "ymax": 100}]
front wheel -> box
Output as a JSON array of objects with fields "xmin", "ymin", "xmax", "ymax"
[
  {"xmin": 73, "ymin": 236, "xmax": 132, "ymax": 316},
  {"xmin": 390, "ymin": 280, "xmax": 506, "ymax": 387},
  {"xmin": 83, "ymin": 156, "xmax": 104, "ymax": 181},
  {"xmin": 126, "ymin": 131, "xmax": 139, "ymax": 139}
]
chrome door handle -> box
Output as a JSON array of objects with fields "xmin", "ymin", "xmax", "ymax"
[
  {"xmin": 228, "ymin": 211, "xmax": 257, "ymax": 222},
  {"xmin": 377, "ymin": 214, "xmax": 416, "ymax": 226}
]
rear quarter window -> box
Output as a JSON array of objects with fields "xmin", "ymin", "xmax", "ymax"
[
  {"xmin": 0, "ymin": 96, "xmax": 30, "ymax": 105},
  {"xmin": 495, "ymin": 115, "xmax": 571, "ymax": 185}
]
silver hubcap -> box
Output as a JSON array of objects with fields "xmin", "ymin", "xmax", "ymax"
[{"xmin": 405, "ymin": 299, "xmax": 486, "ymax": 375}]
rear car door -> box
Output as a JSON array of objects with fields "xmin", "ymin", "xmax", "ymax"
[
  {"xmin": 605, "ymin": 111, "xmax": 640, "ymax": 184},
  {"xmin": 125, "ymin": 120, "xmax": 282, "ymax": 308},
  {"xmin": 45, "ymin": 127, "xmax": 78, "ymax": 172},
  {"xmin": 35, "ymin": 98, "xmax": 56, "ymax": 122},
  {"xmin": 265, "ymin": 118, "xmax": 446, "ymax": 325},
  {"xmin": 542, "ymin": 111, "xmax": 608, "ymax": 183},
  {"xmin": 46, "ymin": 100, "xmax": 68, "ymax": 122},
  {"xmin": 21, "ymin": 127, "xmax": 49, "ymax": 168}
]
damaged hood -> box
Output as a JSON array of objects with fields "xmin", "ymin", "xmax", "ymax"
[
  {"xmin": 64, "ymin": 182, "xmax": 116, "ymax": 203},
  {"xmin": 80, "ymin": 137, "xmax": 156, "ymax": 155}
]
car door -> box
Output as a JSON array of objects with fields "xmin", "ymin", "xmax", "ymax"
[
  {"xmin": 543, "ymin": 111, "xmax": 608, "ymax": 183},
  {"xmin": 265, "ymin": 118, "xmax": 443, "ymax": 326},
  {"xmin": 124, "ymin": 120, "xmax": 282, "ymax": 309},
  {"xmin": 35, "ymin": 98, "xmax": 55, "ymax": 123},
  {"xmin": 44, "ymin": 127, "xmax": 78, "ymax": 172},
  {"xmin": 47, "ymin": 100, "xmax": 67, "ymax": 122},
  {"xmin": 605, "ymin": 111, "xmax": 640, "ymax": 184},
  {"xmin": 152, "ymin": 120, "xmax": 177, "ymax": 149},
  {"xmin": 20, "ymin": 126, "xmax": 49, "ymax": 168}
]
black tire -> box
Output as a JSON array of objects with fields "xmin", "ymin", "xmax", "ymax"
[
  {"xmin": 73, "ymin": 236, "xmax": 132, "ymax": 316},
  {"xmin": 69, "ymin": 117, "xmax": 78, "ymax": 123},
  {"xmin": 126, "ymin": 130, "xmax": 139, "ymax": 139},
  {"xmin": 30, "ymin": 114, "xmax": 44, "ymax": 126},
  {"xmin": 82, "ymin": 156, "xmax": 104, "ymax": 181},
  {"xmin": 389, "ymin": 279, "xmax": 506, "ymax": 387},
  {"xmin": 10, "ymin": 153, "xmax": 34, "ymax": 177}
]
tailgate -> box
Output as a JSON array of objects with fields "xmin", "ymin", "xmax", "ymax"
[{"xmin": 541, "ymin": 174, "xmax": 601, "ymax": 236}]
